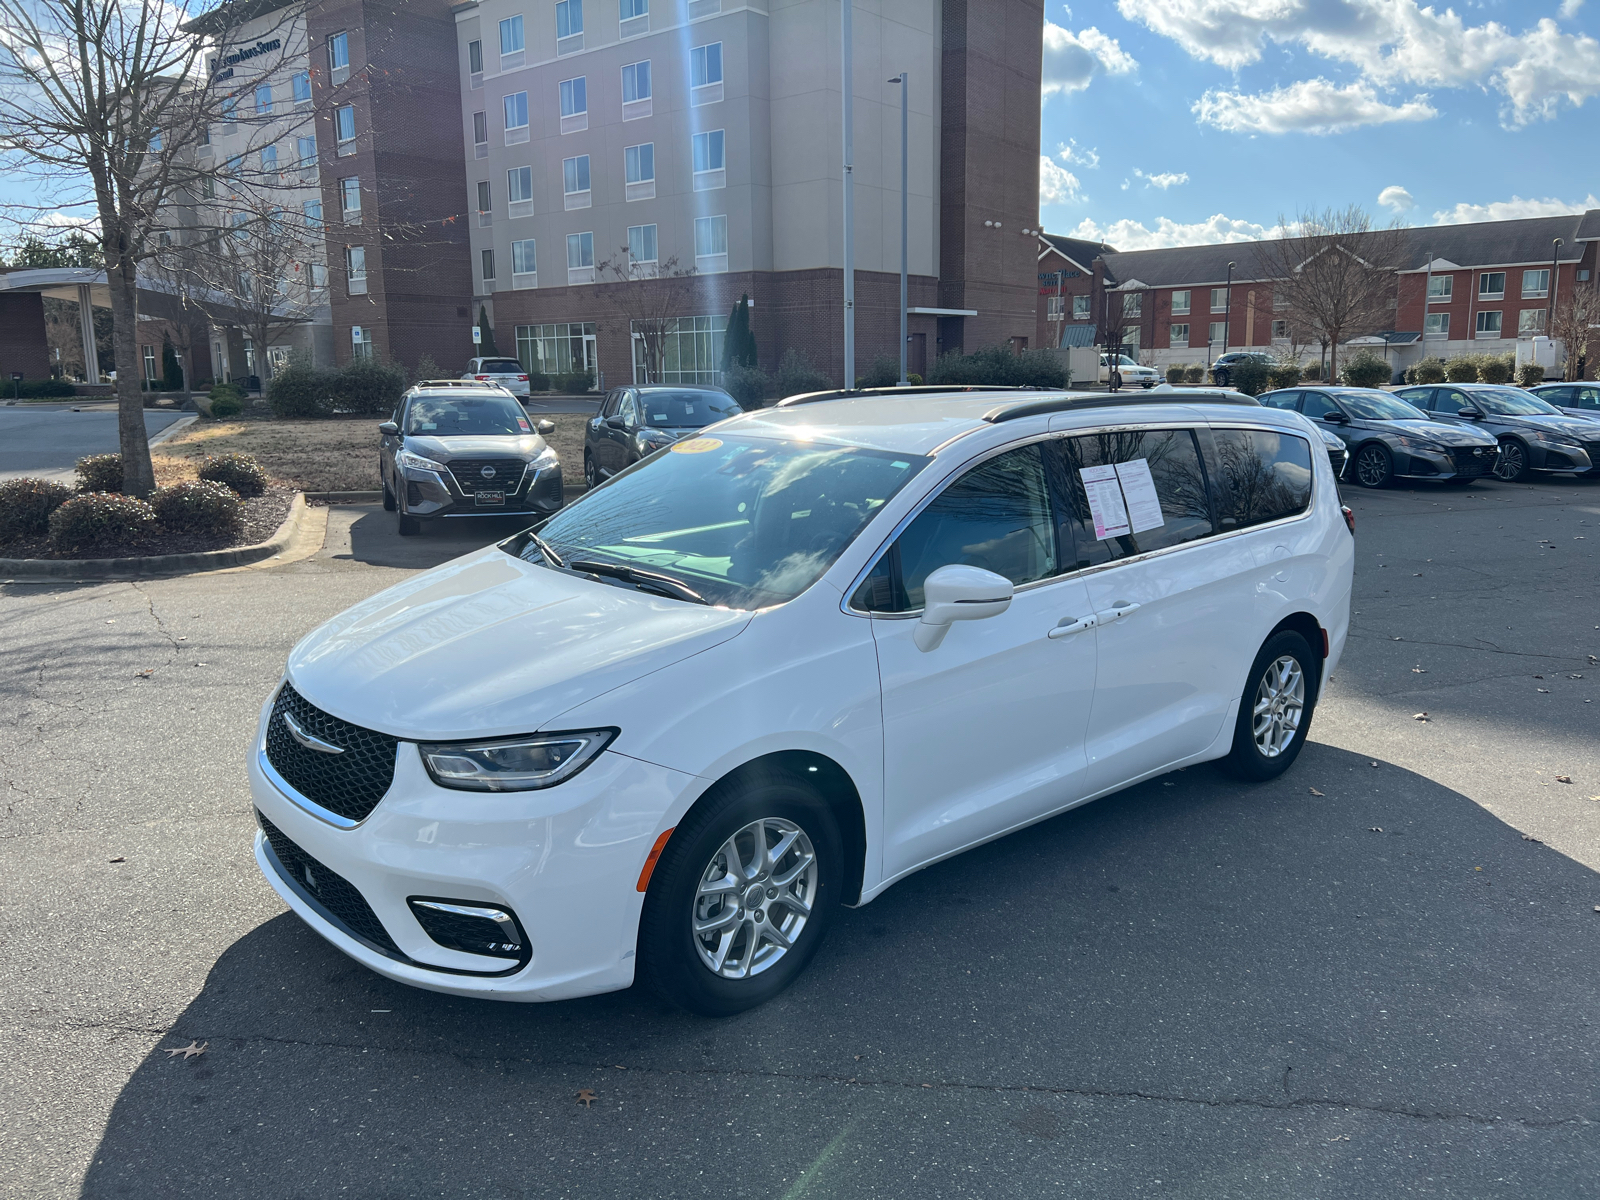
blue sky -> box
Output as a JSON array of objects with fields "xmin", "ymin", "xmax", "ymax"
[{"xmin": 1040, "ymin": 0, "xmax": 1600, "ymax": 248}]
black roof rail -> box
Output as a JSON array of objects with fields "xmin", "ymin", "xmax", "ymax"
[
  {"xmin": 983, "ymin": 387, "xmax": 1260, "ymax": 424},
  {"xmin": 774, "ymin": 384, "xmax": 1046, "ymax": 409}
]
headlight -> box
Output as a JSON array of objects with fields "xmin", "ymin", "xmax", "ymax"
[
  {"xmin": 1393, "ymin": 437, "xmax": 1443, "ymax": 454},
  {"xmin": 418, "ymin": 729, "xmax": 617, "ymax": 791},
  {"xmin": 397, "ymin": 449, "xmax": 446, "ymax": 473},
  {"xmin": 636, "ymin": 430, "xmax": 674, "ymax": 449},
  {"xmin": 529, "ymin": 445, "xmax": 559, "ymax": 470},
  {"xmin": 1541, "ymin": 434, "xmax": 1583, "ymax": 448}
]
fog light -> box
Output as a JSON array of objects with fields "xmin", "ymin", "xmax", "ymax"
[{"xmin": 408, "ymin": 898, "xmax": 528, "ymax": 961}]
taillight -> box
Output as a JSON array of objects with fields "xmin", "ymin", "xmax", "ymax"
[
  {"xmin": 518, "ymin": 374, "xmax": 528, "ymax": 381},
  {"xmin": 475, "ymin": 374, "xmax": 490, "ymax": 380},
  {"xmin": 1341, "ymin": 505, "xmax": 1355, "ymax": 535}
]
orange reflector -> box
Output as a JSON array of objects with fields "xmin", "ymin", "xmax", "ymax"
[{"xmin": 636, "ymin": 827, "xmax": 675, "ymax": 892}]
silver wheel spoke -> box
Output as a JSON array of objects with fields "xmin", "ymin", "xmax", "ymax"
[
  {"xmin": 770, "ymin": 854, "xmax": 814, "ymax": 887},
  {"xmin": 691, "ymin": 815, "xmax": 818, "ymax": 980},
  {"xmin": 697, "ymin": 873, "xmax": 740, "ymax": 898},
  {"xmin": 694, "ymin": 907, "xmax": 740, "ymax": 936},
  {"xmin": 1252, "ymin": 654, "xmax": 1306, "ymax": 758},
  {"xmin": 709, "ymin": 928, "xmax": 736, "ymax": 973}
]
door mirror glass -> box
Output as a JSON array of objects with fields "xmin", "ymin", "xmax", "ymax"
[
  {"xmin": 378, "ymin": 421, "xmax": 399, "ymax": 435},
  {"xmin": 915, "ymin": 565, "xmax": 1014, "ymax": 651}
]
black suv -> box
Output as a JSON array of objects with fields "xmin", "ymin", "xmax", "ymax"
[
  {"xmin": 584, "ymin": 386, "xmax": 742, "ymax": 488},
  {"xmin": 379, "ymin": 384, "xmax": 562, "ymax": 536},
  {"xmin": 1393, "ymin": 382, "xmax": 1600, "ymax": 482},
  {"xmin": 1210, "ymin": 351, "xmax": 1275, "ymax": 389},
  {"xmin": 1258, "ymin": 385, "xmax": 1499, "ymax": 487}
]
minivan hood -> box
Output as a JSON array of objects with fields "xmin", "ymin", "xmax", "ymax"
[
  {"xmin": 286, "ymin": 547, "xmax": 752, "ymax": 741},
  {"xmin": 405, "ymin": 433, "xmax": 549, "ymax": 460}
]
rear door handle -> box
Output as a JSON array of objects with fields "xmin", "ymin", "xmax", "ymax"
[
  {"xmin": 1047, "ymin": 615, "xmax": 1096, "ymax": 639},
  {"xmin": 1094, "ymin": 602, "xmax": 1141, "ymax": 623}
]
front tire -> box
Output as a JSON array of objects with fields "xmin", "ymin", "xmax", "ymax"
[
  {"xmin": 1492, "ymin": 437, "xmax": 1529, "ymax": 482},
  {"xmin": 382, "ymin": 474, "xmax": 397, "ymax": 511},
  {"xmin": 583, "ymin": 451, "xmax": 598, "ymax": 491},
  {"xmin": 1221, "ymin": 631, "xmax": 1318, "ymax": 781},
  {"xmin": 1353, "ymin": 443, "xmax": 1393, "ymax": 488},
  {"xmin": 638, "ymin": 769, "xmax": 843, "ymax": 1016},
  {"xmin": 397, "ymin": 508, "xmax": 421, "ymax": 536}
]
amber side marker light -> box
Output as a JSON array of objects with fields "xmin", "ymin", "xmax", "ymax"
[{"xmin": 636, "ymin": 827, "xmax": 676, "ymax": 892}]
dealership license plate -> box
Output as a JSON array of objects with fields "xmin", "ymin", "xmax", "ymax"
[{"xmin": 475, "ymin": 490, "xmax": 505, "ymax": 506}]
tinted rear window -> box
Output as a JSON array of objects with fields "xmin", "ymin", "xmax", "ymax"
[
  {"xmin": 1209, "ymin": 428, "xmax": 1313, "ymax": 530},
  {"xmin": 477, "ymin": 360, "xmax": 524, "ymax": 373}
]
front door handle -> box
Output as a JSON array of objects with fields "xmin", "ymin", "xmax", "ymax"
[
  {"xmin": 1047, "ymin": 615, "xmax": 1096, "ymax": 639},
  {"xmin": 1094, "ymin": 601, "xmax": 1141, "ymax": 623}
]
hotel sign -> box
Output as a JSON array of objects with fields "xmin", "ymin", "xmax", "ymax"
[{"xmin": 209, "ymin": 37, "xmax": 281, "ymax": 79}]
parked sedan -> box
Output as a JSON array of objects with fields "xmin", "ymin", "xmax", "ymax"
[
  {"xmin": 1210, "ymin": 351, "xmax": 1276, "ymax": 389},
  {"xmin": 1393, "ymin": 383, "xmax": 1600, "ymax": 482},
  {"xmin": 584, "ymin": 386, "xmax": 743, "ymax": 488},
  {"xmin": 1259, "ymin": 386, "xmax": 1499, "ymax": 488},
  {"xmin": 461, "ymin": 357, "xmax": 531, "ymax": 399},
  {"xmin": 1098, "ymin": 354, "xmax": 1160, "ymax": 388},
  {"xmin": 379, "ymin": 384, "xmax": 562, "ymax": 536},
  {"xmin": 1528, "ymin": 381, "xmax": 1600, "ymax": 420}
]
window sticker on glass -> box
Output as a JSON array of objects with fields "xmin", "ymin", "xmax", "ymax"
[
  {"xmin": 1113, "ymin": 458, "xmax": 1165, "ymax": 534},
  {"xmin": 1080, "ymin": 464, "xmax": 1130, "ymax": 539},
  {"xmin": 672, "ymin": 436, "xmax": 722, "ymax": 454}
]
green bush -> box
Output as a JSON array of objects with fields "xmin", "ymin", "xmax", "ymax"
[
  {"xmin": 210, "ymin": 382, "xmax": 245, "ymax": 404},
  {"xmin": 527, "ymin": 372, "xmax": 551, "ymax": 392},
  {"xmin": 6, "ymin": 378, "xmax": 76, "ymax": 399},
  {"xmin": 558, "ymin": 371, "xmax": 595, "ymax": 395},
  {"xmin": 333, "ymin": 357, "xmax": 408, "ymax": 414},
  {"xmin": 0, "ymin": 477, "xmax": 75, "ymax": 539},
  {"xmin": 48, "ymin": 492, "xmax": 158, "ymax": 552},
  {"xmin": 208, "ymin": 391, "xmax": 243, "ymax": 417},
  {"xmin": 777, "ymin": 348, "xmax": 831, "ymax": 397},
  {"xmin": 1341, "ymin": 351, "xmax": 1393, "ymax": 389},
  {"xmin": 1227, "ymin": 360, "xmax": 1274, "ymax": 396},
  {"xmin": 1517, "ymin": 362, "xmax": 1545, "ymax": 387},
  {"xmin": 906, "ymin": 373, "xmax": 923, "ymax": 385},
  {"xmin": 1182, "ymin": 364, "xmax": 1206, "ymax": 384},
  {"xmin": 75, "ymin": 453, "xmax": 123, "ymax": 493},
  {"xmin": 1406, "ymin": 357, "xmax": 1448, "ymax": 385},
  {"xmin": 855, "ymin": 356, "xmax": 901, "ymax": 389},
  {"xmin": 722, "ymin": 362, "xmax": 772, "ymax": 409},
  {"xmin": 266, "ymin": 358, "xmax": 336, "ymax": 418},
  {"xmin": 1165, "ymin": 365, "xmax": 1187, "ymax": 385},
  {"xmin": 1479, "ymin": 354, "xmax": 1513, "ymax": 385},
  {"xmin": 413, "ymin": 354, "xmax": 445, "ymax": 383},
  {"xmin": 151, "ymin": 479, "xmax": 243, "ymax": 538},
  {"xmin": 1445, "ymin": 357, "xmax": 1479, "ymax": 383},
  {"xmin": 197, "ymin": 451, "xmax": 268, "ymax": 497},
  {"xmin": 927, "ymin": 345, "xmax": 1067, "ymax": 389},
  {"xmin": 1300, "ymin": 360, "xmax": 1324, "ymax": 381},
  {"xmin": 1267, "ymin": 363, "xmax": 1303, "ymax": 389}
]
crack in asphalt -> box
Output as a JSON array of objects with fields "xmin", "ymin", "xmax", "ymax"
[{"xmin": 1346, "ymin": 632, "xmax": 1586, "ymax": 664}]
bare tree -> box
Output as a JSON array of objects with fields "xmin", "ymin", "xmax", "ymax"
[
  {"xmin": 1550, "ymin": 280, "xmax": 1600, "ymax": 380},
  {"xmin": 1260, "ymin": 206, "xmax": 1406, "ymax": 384},
  {"xmin": 595, "ymin": 249, "xmax": 699, "ymax": 385}
]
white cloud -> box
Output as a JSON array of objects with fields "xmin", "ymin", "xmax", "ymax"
[
  {"xmin": 1056, "ymin": 139, "xmax": 1100, "ymax": 169},
  {"xmin": 1117, "ymin": 0, "xmax": 1600, "ymax": 126},
  {"xmin": 1378, "ymin": 185, "xmax": 1416, "ymax": 212},
  {"xmin": 1431, "ymin": 193, "xmax": 1600, "ymax": 224},
  {"xmin": 1133, "ymin": 168, "xmax": 1190, "ymax": 189},
  {"xmin": 1560, "ymin": 0, "xmax": 1584, "ymax": 18},
  {"xmin": 1193, "ymin": 78, "xmax": 1436, "ymax": 134},
  {"xmin": 1039, "ymin": 156, "xmax": 1083, "ymax": 206},
  {"xmin": 1041, "ymin": 23, "xmax": 1137, "ymax": 98},
  {"xmin": 1068, "ymin": 213, "xmax": 1271, "ymax": 251}
]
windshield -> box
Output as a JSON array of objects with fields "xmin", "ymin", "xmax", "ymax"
[
  {"xmin": 475, "ymin": 360, "xmax": 524, "ymax": 374},
  {"xmin": 639, "ymin": 391, "xmax": 743, "ymax": 427},
  {"xmin": 406, "ymin": 394, "xmax": 530, "ymax": 436},
  {"xmin": 1339, "ymin": 390, "xmax": 1429, "ymax": 421},
  {"xmin": 509, "ymin": 434, "xmax": 929, "ymax": 608},
  {"xmin": 1467, "ymin": 388, "xmax": 1562, "ymax": 416}
]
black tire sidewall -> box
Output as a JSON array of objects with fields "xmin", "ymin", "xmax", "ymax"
[
  {"xmin": 639, "ymin": 772, "xmax": 843, "ymax": 1017},
  {"xmin": 1224, "ymin": 630, "xmax": 1319, "ymax": 781},
  {"xmin": 1355, "ymin": 443, "xmax": 1392, "ymax": 488},
  {"xmin": 1496, "ymin": 438, "xmax": 1527, "ymax": 482}
]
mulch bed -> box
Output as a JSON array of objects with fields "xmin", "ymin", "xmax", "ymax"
[{"xmin": 0, "ymin": 486, "xmax": 296, "ymax": 561}]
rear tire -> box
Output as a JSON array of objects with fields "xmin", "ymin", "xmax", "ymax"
[
  {"xmin": 1213, "ymin": 369, "xmax": 1231, "ymax": 388},
  {"xmin": 638, "ymin": 769, "xmax": 843, "ymax": 1017},
  {"xmin": 1221, "ymin": 630, "xmax": 1319, "ymax": 782}
]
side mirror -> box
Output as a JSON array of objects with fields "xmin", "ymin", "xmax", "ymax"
[
  {"xmin": 536, "ymin": 418, "xmax": 556, "ymax": 435},
  {"xmin": 378, "ymin": 421, "xmax": 399, "ymax": 435},
  {"xmin": 1457, "ymin": 407, "xmax": 1482, "ymax": 419},
  {"xmin": 1321, "ymin": 412, "xmax": 1347, "ymax": 424},
  {"xmin": 605, "ymin": 414, "xmax": 627, "ymax": 430},
  {"xmin": 915, "ymin": 564, "xmax": 1014, "ymax": 651}
]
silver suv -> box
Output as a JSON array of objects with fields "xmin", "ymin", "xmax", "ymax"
[{"xmin": 461, "ymin": 357, "xmax": 531, "ymax": 398}]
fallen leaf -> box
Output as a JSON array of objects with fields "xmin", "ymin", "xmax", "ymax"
[
  {"xmin": 922, "ymin": 1083, "xmax": 933, "ymax": 1088},
  {"xmin": 105, "ymin": 619, "xmax": 115, "ymax": 624},
  {"xmin": 1571, "ymin": 674, "xmax": 1584, "ymax": 680},
  {"xmin": 1534, "ymin": 675, "xmax": 1545, "ymax": 679},
  {"xmin": 108, "ymin": 856, "xmax": 125, "ymax": 863},
  {"xmin": 1413, "ymin": 712, "xmax": 1429, "ymax": 721},
  {"xmin": 1369, "ymin": 761, "xmax": 1380, "ymax": 768},
  {"xmin": 1309, "ymin": 787, "xmax": 1325, "ymax": 797},
  {"xmin": 134, "ymin": 668, "xmax": 153, "ymax": 678},
  {"xmin": 1556, "ymin": 776, "xmax": 1572, "ymax": 784},
  {"xmin": 163, "ymin": 1040, "xmax": 207, "ymax": 1060},
  {"xmin": 576, "ymin": 1088, "xmax": 596, "ymax": 1108},
  {"xmin": 1537, "ymin": 688, "xmax": 1550, "ymax": 693},
  {"xmin": 1368, "ymin": 827, "xmax": 1383, "ymax": 833},
  {"xmin": 1523, "ymin": 834, "xmax": 1542, "ymax": 843},
  {"xmin": 177, "ymin": 636, "xmax": 187, "ymax": 641},
  {"xmin": 1412, "ymin": 667, "xmax": 1427, "ymax": 674}
]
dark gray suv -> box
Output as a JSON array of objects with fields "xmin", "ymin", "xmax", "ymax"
[
  {"xmin": 379, "ymin": 384, "xmax": 562, "ymax": 536},
  {"xmin": 1394, "ymin": 382, "xmax": 1600, "ymax": 482},
  {"xmin": 584, "ymin": 386, "xmax": 742, "ymax": 489}
]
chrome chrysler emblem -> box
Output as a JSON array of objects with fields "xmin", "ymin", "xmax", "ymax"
[
  {"xmin": 282, "ymin": 710, "xmax": 345, "ymax": 755},
  {"xmin": 480, "ymin": 465, "xmax": 497, "ymax": 479}
]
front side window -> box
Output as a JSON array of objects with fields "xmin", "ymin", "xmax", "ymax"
[
  {"xmin": 500, "ymin": 15, "xmax": 524, "ymax": 53},
  {"xmin": 1208, "ymin": 428, "xmax": 1312, "ymax": 532},
  {"xmin": 691, "ymin": 41, "xmax": 722, "ymax": 87},
  {"xmin": 560, "ymin": 76, "xmax": 587, "ymax": 116},
  {"xmin": 1476, "ymin": 310, "xmax": 1502, "ymax": 336},
  {"xmin": 1299, "ymin": 391, "xmax": 1339, "ymax": 420},
  {"xmin": 1428, "ymin": 274, "xmax": 1452, "ymax": 299},
  {"xmin": 1479, "ymin": 271, "xmax": 1505, "ymax": 298},
  {"xmin": 255, "ymin": 84, "xmax": 273, "ymax": 115},
  {"xmin": 625, "ymin": 142, "xmax": 655, "ymax": 182},
  {"xmin": 556, "ymin": 0, "xmax": 584, "ymax": 38},
  {"xmin": 522, "ymin": 436, "xmax": 928, "ymax": 610},
  {"xmin": 622, "ymin": 60, "xmax": 651, "ymax": 102},
  {"xmin": 1055, "ymin": 430, "xmax": 1213, "ymax": 567},
  {"xmin": 693, "ymin": 129, "xmax": 725, "ymax": 172},
  {"xmin": 563, "ymin": 155, "xmax": 590, "ymax": 194},
  {"xmin": 567, "ymin": 231, "xmax": 594, "ymax": 268},
  {"xmin": 504, "ymin": 91, "xmax": 529, "ymax": 131},
  {"xmin": 1171, "ymin": 289, "xmax": 1190, "ymax": 314},
  {"xmin": 628, "ymin": 222, "xmax": 657, "ymax": 263}
]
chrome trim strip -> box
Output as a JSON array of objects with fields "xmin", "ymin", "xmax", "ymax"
[
  {"xmin": 412, "ymin": 899, "xmax": 522, "ymax": 942},
  {"xmin": 257, "ymin": 745, "xmax": 366, "ymax": 830}
]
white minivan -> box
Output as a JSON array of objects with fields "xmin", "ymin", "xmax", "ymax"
[{"xmin": 250, "ymin": 389, "xmax": 1353, "ymax": 1015}]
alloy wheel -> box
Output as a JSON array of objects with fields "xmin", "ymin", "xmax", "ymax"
[
  {"xmin": 584, "ymin": 452, "xmax": 598, "ymax": 490},
  {"xmin": 691, "ymin": 817, "xmax": 818, "ymax": 980},
  {"xmin": 1492, "ymin": 439, "xmax": 1526, "ymax": 482},
  {"xmin": 1355, "ymin": 445, "xmax": 1391, "ymax": 488},
  {"xmin": 1252, "ymin": 655, "xmax": 1305, "ymax": 758}
]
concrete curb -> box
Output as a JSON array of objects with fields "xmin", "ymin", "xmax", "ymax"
[
  {"xmin": 1, "ymin": 493, "xmax": 311, "ymax": 583},
  {"xmin": 304, "ymin": 490, "xmax": 382, "ymax": 504}
]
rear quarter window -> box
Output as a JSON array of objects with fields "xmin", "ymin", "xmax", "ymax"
[
  {"xmin": 1051, "ymin": 428, "xmax": 1215, "ymax": 569},
  {"xmin": 1208, "ymin": 428, "xmax": 1314, "ymax": 530}
]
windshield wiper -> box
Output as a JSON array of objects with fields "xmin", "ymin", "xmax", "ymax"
[
  {"xmin": 524, "ymin": 531, "xmax": 565, "ymax": 569},
  {"xmin": 568, "ymin": 559, "xmax": 708, "ymax": 605}
]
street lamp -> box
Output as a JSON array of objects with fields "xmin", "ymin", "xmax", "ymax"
[
  {"xmin": 1222, "ymin": 261, "xmax": 1235, "ymax": 360},
  {"xmin": 841, "ymin": 0, "xmax": 855, "ymax": 387},
  {"xmin": 889, "ymin": 72, "xmax": 908, "ymax": 384},
  {"xmin": 1550, "ymin": 236, "xmax": 1563, "ymax": 333}
]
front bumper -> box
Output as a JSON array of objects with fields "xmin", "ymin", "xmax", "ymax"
[
  {"xmin": 1528, "ymin": 442, "xmax": 1598, "ymax": 474},
  {"xmin": 248, "ymin": 698, "xmax": 698, "ymax": 1002},
  {"xmin": 1392, "ymin": 445, "xmax": 1498, "ymax": 480},
  {"xmin": 401, "ymin": 463, "xmax": 564, "ymax": 520}
]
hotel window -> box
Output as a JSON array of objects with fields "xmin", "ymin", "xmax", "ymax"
[
  {"xmin": 559, "ymin": 76, "xmax": 588, "ymax": 134},
  {"xmin": 472, "ymin": 110, "xmax": 488, "ymax": 157},
  {"xmin": 624, "ymin": 142, "xmax": 655, "ymax": 201},
  {"xmin": 556, "ymin": 0, "xmax": 584, "ymax": 53},
  {"xmin": 1123, "ymin": 291, "xmax": 1142, "ymax": 317},
  {"xmin": 340, "ymin": 177, "xmax": 361, "ymax": 221},
  {"xmin": 1519, "ymin": 308, "xmax": 1546, "ymax": 335},
  {"xmin": 303, "ymin": 198, "xmax": 323, "ymax": 230},
  {"xmin": 567, "ymin": 231, "xmax": 595, "ymax": 284},
  {"xmin": 691, "ymin": 41, "xmax": 723, "ymax": 105},
  {"xmin": 1475, "ymin": 310, "xmax": 1502, "ymax": 337},
  {"xmin": 628, "ymin": 223, "xmax": 657, "ymax": 268},
  {"xmin": 1427, "ymin": 274, "xmax": 1452, "ymax": 299},
  {"xmin": 1208, "ymin": 321, "xmax": 1226, "ymax": 344},
  {"xmin": 255, "ymin": 84, "xmax": 273, "ymax": 115},
  {"xmin": 328, "ymin": 32, "xmax": 350, "ymax": 86},
  {"xmin": 260, "ymin": 144, "xmax": 277, "ymax": 172},
  {"xmin": 1169, "ymin": 323, "xmax": 1188, "ymax": 346},
  {"xmin": 1424, "ymin": 312, "xmax": 1449, "ymax": 337},
  {"xmin": 499, "ymin": 15, "xmax": 524, "ymax": 69},
  {"xmin": 468, "ymin": 39, "xmax": 483, "ymax": 86},
  {"xmin": 1072, "ymin": 294, "xmax": 1090, "ymax": 320},
  {"xmin": 1046, "ymin": 296, "xmax": 1064, "ymax": 319},
  {"xmin": 335, "ymin": 105, "xmax": 356, "ymax": 156},
  {"xmin": 622, "ymin": 60, "xmax": 652, "ymax": 119},
  {"xmin": 352, "ymin": 325, "xmax": 372, "ymax": 358},
  {"xmin": 1522, "ymin": 269, "xmax": 1550, "ymax": 299},
  {"xmin": 563, "ymin": 154, "xmax": 591, "ymax": 209},
  {"xmin": 692, "ymin": 129, "xmax": 725, "ymax": 190},
  {"xmin": 143, "ymin": 345, "xmax": 157, "ymax": 381},
  {"xmin": 620, "ymin": 0, "xmax": 648, "ymax": 36},
  {"xmin": 476, "ymin": 180, "xmax": 492, "ymax": 226},
  {"xmin": 296, "ymin": 135, "xmax": 316, "ymax": 168},
  {"xmin": 292, "ymin": 72, "xmax": 311, "ymax": 107},
  {"xmin": 504, "ymin": 91, "xmax": 529, "ymax": 143},
  {"xmin": 1122, "ymin": 326, "xmax": 1140, "ymax": 351},
  {"xmin": 1210, "ymin": 287, "xmax": 1228, "ymax": 311},
  {"xmin": 694, "ymin": 214, "xmax": 727, "ymax": 273},
  {"xmin": 1170, "ymin": 289, "xmax": 1190, "ymax": 314},
  {"xmin": 1271, "ymin": 319, "xmax": 1288, "ymax": 340},
  {"xmin": 220, "ymin": 95, "xmax": 237, "ymax": 130},
  {"xmin": 1479, "ymin": 272, "xmax": 1505, "ymax": 299},
  {"xmin": 621, "ymin": 0, "xmax": 647, "ymax": 17},
  {"xmin": 507, "ymin": 165, "xmax": 533, "ymax": 217},
  {"xmin": 310, "ymin": 262, "xmax": 327, "ymax": 289},
  {"xmin": 346, "ymin": 245, "xmax": 367, "ymax": 295},
  {"xmin": 481, "ymin": 247, "xmax": 496, "ymax": 282},
  {"xmin": 202, "ymin": 174, "xmax": 215, "ymax": 199},
  {"xmin": 511, "ymin": 238, "xmax": 537, "ymax": 288}
]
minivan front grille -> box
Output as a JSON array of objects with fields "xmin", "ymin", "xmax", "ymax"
[
  {"xmin": 256, "ymin": 809, "xmax": 403, "ymax": 958},
  {"xmin": 445, "ymin": 458, "xmax": 527, "ymax": 495},
  {"xmin": 264, "ymin": 682, "xmax": 399, "ymax": 823}
]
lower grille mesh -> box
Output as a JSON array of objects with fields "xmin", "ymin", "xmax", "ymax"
[{"xmin": 256, "ymin": 809, "xmax": 403, "ymax": 958}]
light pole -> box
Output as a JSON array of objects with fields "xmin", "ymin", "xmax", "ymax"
[
  {"xmin": 1550, "ymin": 236, "xmax": 1563, "ymax": 332},
  {"xmin": 889, "ymin": 71, "xmax": 908, "ymax": 383},
  {"xmin": 1222, "ymin": 261, "xmax": 1235, "ymax": 359},
  {"xmin": 841, "ymin": 0, "xmax": 855, "ymax": 388},
  {"xmin": 1421, "ymin": 247, "xmax": 1433, "ymax": 349}
]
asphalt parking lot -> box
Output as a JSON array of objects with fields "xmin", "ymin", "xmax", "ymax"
[
  {"xmin": 2, "ymin": 474, "xmax": 1598, "ymax": 1198},
  {"xmin": 0, "ymin": 407, "xmax": 191, "ymax": 482}
]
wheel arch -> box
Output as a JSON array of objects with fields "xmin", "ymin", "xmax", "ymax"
[{"xmin": 1266, "ymin": 611, "xmax": 1326, "ymax": 693}]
